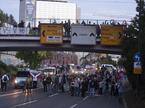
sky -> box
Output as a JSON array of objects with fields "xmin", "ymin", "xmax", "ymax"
[{"xmin": 0, "ymin": 0, "xmax": 137, "ymax": 22}]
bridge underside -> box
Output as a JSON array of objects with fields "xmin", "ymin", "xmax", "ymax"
[{"xmin": 0, "ymin": 40, "xmax": 122, "ymax": 54}]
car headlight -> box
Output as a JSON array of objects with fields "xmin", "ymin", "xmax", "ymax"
[{"xmin": 15, "ymin": 79, "xmax": 18, "ymax": 84}]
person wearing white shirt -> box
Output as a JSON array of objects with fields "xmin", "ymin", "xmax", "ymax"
[
  {"xmin": 30, "ymin": 71, "xmax": 41, "ymax": 88},
  {"xmin": 1, "ymin": 74, "xmax": 9, "ymax": 92}
]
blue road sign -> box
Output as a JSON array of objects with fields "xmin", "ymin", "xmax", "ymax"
[{"xmin": 134, "ymin": 52, "xmax": 141, "ymax": 62}]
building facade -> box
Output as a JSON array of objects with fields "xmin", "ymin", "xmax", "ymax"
[
  {"xmin": 19, "ymin": 0, "xmax": 80, "ymax": 27},
  {"xmin": 41, "ymin": 52, "xmax": 78, "ymax": 66}
]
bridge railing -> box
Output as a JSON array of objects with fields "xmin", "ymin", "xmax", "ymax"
[
  {"xmin": 32, "ymin": 18, "xmax": 130, "ymax": 26},
  {"xmin": 0, "ymin": 19, "xmax": 130, "ymax": 38},
  {"xmin": 0, "ymin": 27, "xmax": 30, "ymax": 35}
]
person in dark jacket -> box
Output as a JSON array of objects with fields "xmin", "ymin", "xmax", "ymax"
[
  {"xmin": 81, "ymin": 78, "xmax": 88, "ymax": 97},
  {"xmin": 42, "ymin": 76, "xmax": 48, "ymax": 92}
]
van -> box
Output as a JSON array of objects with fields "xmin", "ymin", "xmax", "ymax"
[
  {"xmin": 14, "ymin": 71, "xmax": 30, "ymax": 88},
  {"xmin": 100, "ymin": 64, "xmax": 117, "ymax": 73},
  {"xmin": 42, "ymin": 67, "xmax": 57, "ymax": 76},
  {"xmin": 14, "ymin": 70, "xmax": 42, "ymax": 89}
]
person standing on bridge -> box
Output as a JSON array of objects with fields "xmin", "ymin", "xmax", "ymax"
[{"xmin": 64, "ymin": 20, "xmax": 71, "ymax": 37}]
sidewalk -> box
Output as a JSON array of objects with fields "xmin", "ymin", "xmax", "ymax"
[{"xmin": 123, "ymin": 90, "xmax": 145, "ymax": 108}]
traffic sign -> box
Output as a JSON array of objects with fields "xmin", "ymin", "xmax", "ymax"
[
  {"xmin": 133, "ymin": 52, "xmax": 141, "ymax": 62},
  {"xmin": 133, "ymin": 52, "xmax": 142, "ymax": 74}
]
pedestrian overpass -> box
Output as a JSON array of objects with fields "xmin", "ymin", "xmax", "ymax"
[
  {"xmin": 0, "ymin": 22, "xmax": 124, "ymax": 54},
  {"xmin": 0, "ymin": 35, "xmax": 122, "ymax": 54}
]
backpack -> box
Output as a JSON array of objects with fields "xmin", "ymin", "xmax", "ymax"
[{"xmin": 3, "ymin": 76, "xmax": 7, "ymax": 82}]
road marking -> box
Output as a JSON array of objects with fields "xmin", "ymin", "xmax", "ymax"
[
  {"xmin": 48, "ymin": 93, "xmax": 59, "ymax": 98},
  {"xmin": 70, "ymin": 104, "xmax": 78, "ymax": 108},
  {"xmin": 11, "ymin": 100, "xmax": 38, "ymax": 108},
  {"xmin": 83, "ymin": 96, "xmax": 89, "ymax": 101},
  {"xmin": 0, "ymin": 87, "xmax": 42, "ymax": 98},
  {"xmin": 95, "ymin": 94, "xmax": 100, "ymax": 96},
  {"xmin": 0, "ymin": 91, "xmax": 22, "ymax": 97},
  {"xmin": 69, "ymin": 96, "xmax": 89, "ymax": 108}
]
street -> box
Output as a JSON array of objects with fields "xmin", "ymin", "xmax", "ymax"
[{"xmin": 0, "ymin": 88, "xmax": 123, "ymax": 108}]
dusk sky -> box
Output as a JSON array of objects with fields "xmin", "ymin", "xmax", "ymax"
[{"xmin": 0, "ymin": 0, "xmax": 137, "ymax": 22}]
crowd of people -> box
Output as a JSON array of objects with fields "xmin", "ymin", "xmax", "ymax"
[
  {"xmin": 40, "ymin": 67, "xmax": 129, "ymax": 98},
  {"xmin": 0, "ymin": 66, "xmax": 129, "ymax": 98}
]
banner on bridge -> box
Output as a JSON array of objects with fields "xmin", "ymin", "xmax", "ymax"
[
  {"xmin": 0, "ymin": 27, "xmax": 30, "ymax": 35},
  {"xmin": 71, "ymin": 24, "xmax": 96, "ymax": 45},
  {"xmin": 101, "ymin": 25, "xmax": 123, "ymax": 46},
  {"xmin": 40, "ymin": 24, "xmax": 63, "ymax": 44}
]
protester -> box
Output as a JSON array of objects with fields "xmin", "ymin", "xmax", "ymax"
[
  {"xmin": 1, "ymin": 74, "xmax": 9, "ymax": 92},
  {"xmin": 25, "ymin": 74, "xmax": 33, "ymax": 94},
  {"xmin": 42, "ymin": 76, "xmax": 48, "ymax": 92}
]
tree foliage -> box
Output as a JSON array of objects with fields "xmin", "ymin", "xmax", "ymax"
[
  {"xmin": 0, "ymin": 9, "xmax": 17, "ymax": 26},
  {"xmin": 122, "ymin": 0, "xmax": 145, "ymax": 89},
  {"xmin": 16, "ymin": 51, "xmax": 52, "ymax": 69},
  {"xmin": 0, "ymin": 61, "xmax": 17, "ymax": 76}
]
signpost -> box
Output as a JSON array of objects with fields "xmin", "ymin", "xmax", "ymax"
[
  {"xmin": 133, "ymin": 52, "xmax": 142, "ymax": 74},
  {"xmin": 40, "ymin": 24, "xmax": 63, "ymax": 44}
]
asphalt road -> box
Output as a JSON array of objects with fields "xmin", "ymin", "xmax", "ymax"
[{"xmin": 0, "ymin": 88, "xmax": 123, "ymax": 108}]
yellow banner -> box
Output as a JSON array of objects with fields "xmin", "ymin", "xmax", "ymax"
[
  {"xmin": 40, "ymin": 24, "xmax": 63, "ymax": 44},
  {"xmin": 101, "ymin": 25, "xmax": 123, "ymax": 46}
]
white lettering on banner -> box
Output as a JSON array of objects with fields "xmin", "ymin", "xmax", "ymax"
[{"xmin": 0, "ymin": 27, "xmax": 30, "ymax": 35}]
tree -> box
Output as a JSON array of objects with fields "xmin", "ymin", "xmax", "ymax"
[
  {"xmin": 16, "ymin": 51, "xmax": 52, "ymax": 69},
  {"xmin": 0, "ymin": 9, "xmax": 5, "ymax": 26},
  {"xmin": 9, "ymin": 14, "xmax": 17, "ymax": 26},
  {"xmin": 0, "ymin": 61, "xmax": 18, "ymax": 76},
  {"xmin": 122, "ymin": 0, "xmax": 145, "ymax": 90},
  {"xmin": 0, "ymin": 8, "xmax": 17, "ymax": 26}
]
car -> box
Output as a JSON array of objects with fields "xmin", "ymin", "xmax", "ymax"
[
  {"xmin": 14, "ymin": 70, "xmax": 42, "ymax": 89},
  {"xmin": 14, "ymin": 71, "xmax": 30, "ymax": 89}
]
